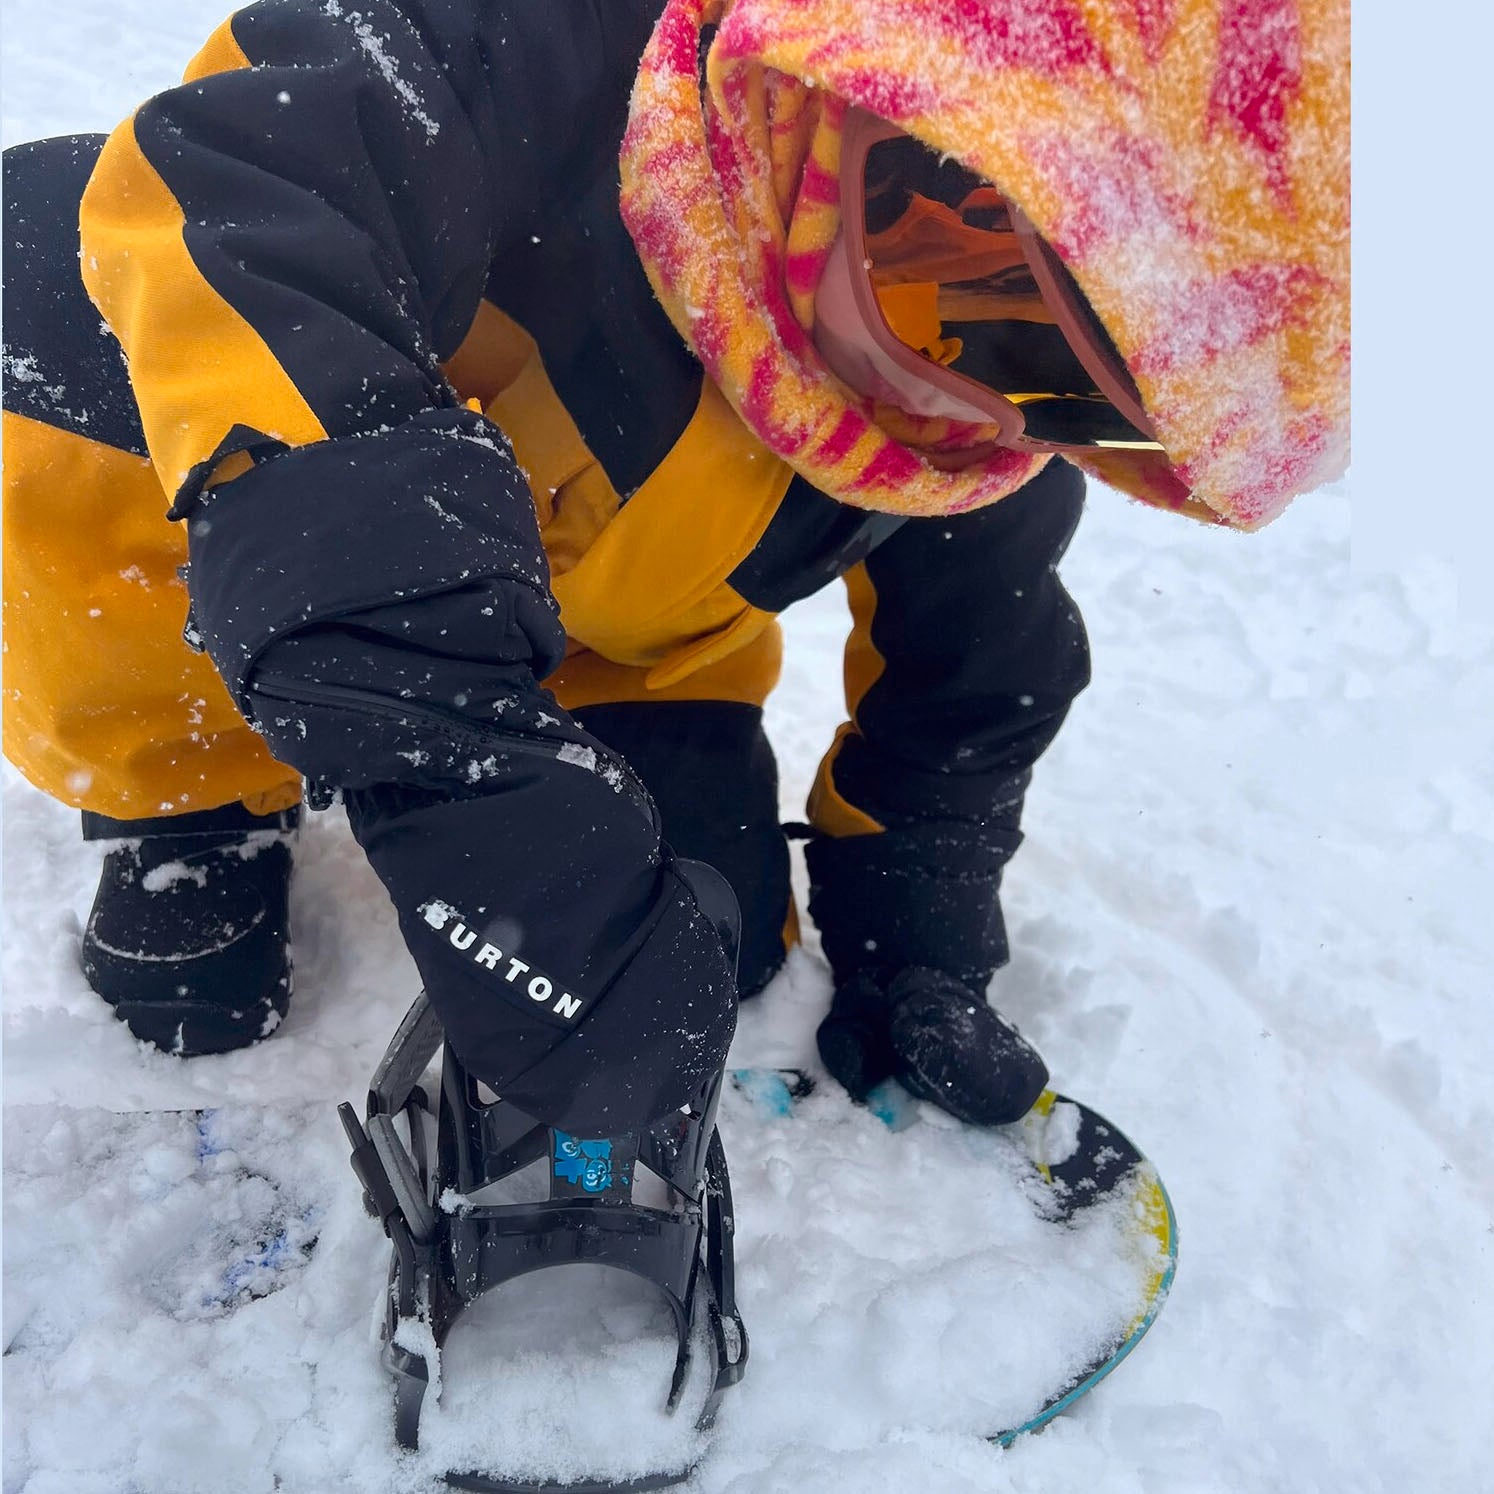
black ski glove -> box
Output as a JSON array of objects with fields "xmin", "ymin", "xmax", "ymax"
[
  {"xmin": 180, "ymin": 413, "xmax": 738, "ymax": 1135},
  {"xmin": 817, "ymin": 967, "xmax": 1048, "ymax": 1126}
]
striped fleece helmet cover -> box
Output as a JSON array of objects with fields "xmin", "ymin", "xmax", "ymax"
[{"xmin": 619, "ymin": 0, "xmax": 1350, "ymax": 529}]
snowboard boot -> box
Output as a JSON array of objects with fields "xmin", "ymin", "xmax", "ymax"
[
  {"xmin": 817, "ymin": 967, "xmax": 1049, "ymax": 1126},
  {"xmin": 80, "ymin": 800, "xmax": 300, "ymax": 1055}
]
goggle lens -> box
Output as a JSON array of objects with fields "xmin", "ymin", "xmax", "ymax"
[{"xmin": 859, "ymin": 134, "xmax": 1161, "ymax": 452}]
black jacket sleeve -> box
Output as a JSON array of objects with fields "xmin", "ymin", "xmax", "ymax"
[
  {"xmin": 79, "ymin": 0, "xmax": 735, "ymax": 1132},
  {"xmin": 76, "ymin": 0, "xmax": 658, "ymax": 705},
  {"xmin": 131, "ymin": 0, "xmax": 653, "ymax": 484},
  {"xmin": 78, "ymin": 0, "xmax": 660, "ymax": 692}
]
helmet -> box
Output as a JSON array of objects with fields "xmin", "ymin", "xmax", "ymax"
[{"xmin": 622, "ymin": 0, "xmax": 1350, "ymax": 529}]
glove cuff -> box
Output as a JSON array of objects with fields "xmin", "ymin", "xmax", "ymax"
[{"xmin": 183, "ymin": 410, "xmax": 567, "ymax": 790}]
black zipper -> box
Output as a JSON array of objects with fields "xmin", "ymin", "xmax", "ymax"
[{"xmin": 251, "ymin": 672, "xmax": 657, "ymax": 826}]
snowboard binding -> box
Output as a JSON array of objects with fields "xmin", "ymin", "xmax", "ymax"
[{"xmin": 339, "ymin": 952, "xmax": 748, "ymax": 1490}]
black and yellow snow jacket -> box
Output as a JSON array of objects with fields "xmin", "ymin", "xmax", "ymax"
[
  {"xmin": 2, "ymin": 0, "xmax": 1090, "ymax": 1111},
  {"xmin": 81, "ymin": 0, "xmax": 896, "ymax": 672}
]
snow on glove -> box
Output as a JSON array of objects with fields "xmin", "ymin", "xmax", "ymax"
[
  {"xmin": 182, "ymin": 414, "xmax": 737, "ymax": 1134},
  {"xmin": 817, "ymin": 967, "xmax": 1048, "ymax": 1126}
]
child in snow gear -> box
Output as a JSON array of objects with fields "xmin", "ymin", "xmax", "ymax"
[
  {"xmin": 2, "ymin": 0, "xmax": 1347, "ymax": 1463},
  {"xmin": 2, "ymin": 0, "xmax": 1349, "ymax": 1107}
]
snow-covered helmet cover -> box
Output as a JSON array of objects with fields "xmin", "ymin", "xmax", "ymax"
[{"xmin": 620, "ymin": 0, "xmax": 1350, "ymax": 530}]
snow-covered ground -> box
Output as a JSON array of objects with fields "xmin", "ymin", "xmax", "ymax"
[{"xmin": 4, "ymin": 5, "xmax": 1493, "ymax": 1492}]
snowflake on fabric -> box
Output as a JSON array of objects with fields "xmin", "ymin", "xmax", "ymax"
[
  {"xmin": 1207, "ymin": 0, "xmax": 1304, "ymax": 204},
  {"xmin": 1118, "ymin": 0, "xmax": 1177, "ymax": 62}
]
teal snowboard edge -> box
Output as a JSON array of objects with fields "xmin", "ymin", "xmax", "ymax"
[
  {"xmin": 726, "ymin": 1066, "xmax": 1180, "ymax": 1446},
  {"xmin": 994, "ymin": 1174, "xmax": 1178, "ymax": 1446}
]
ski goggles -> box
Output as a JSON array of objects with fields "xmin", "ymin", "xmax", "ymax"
[{"xmin": 818, "ymin": 109, "xmax": 1164, "ymax": 454}]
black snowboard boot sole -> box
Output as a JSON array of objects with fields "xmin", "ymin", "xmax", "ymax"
[{"xmin": 97, "ymin": 968, "xmax": 293, "ymax": 1056}]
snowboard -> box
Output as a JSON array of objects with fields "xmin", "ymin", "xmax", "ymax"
[
  {"xmin": 728, "ymin": 1066, "xmax": 1178, "ymax": 1445},
  {"xmin": 4, "ymin": 1078, "xmax": 1173, "ymax": 1490}
]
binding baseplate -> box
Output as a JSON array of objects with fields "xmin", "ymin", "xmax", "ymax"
[{"xmin": 339, "ymin": 991, "xmax": 748, "ymax": 1492}]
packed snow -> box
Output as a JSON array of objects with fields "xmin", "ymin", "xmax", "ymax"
[{"xmin": 3, "ymin": 3, "xmax": 1492, "ymax": 1492}]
